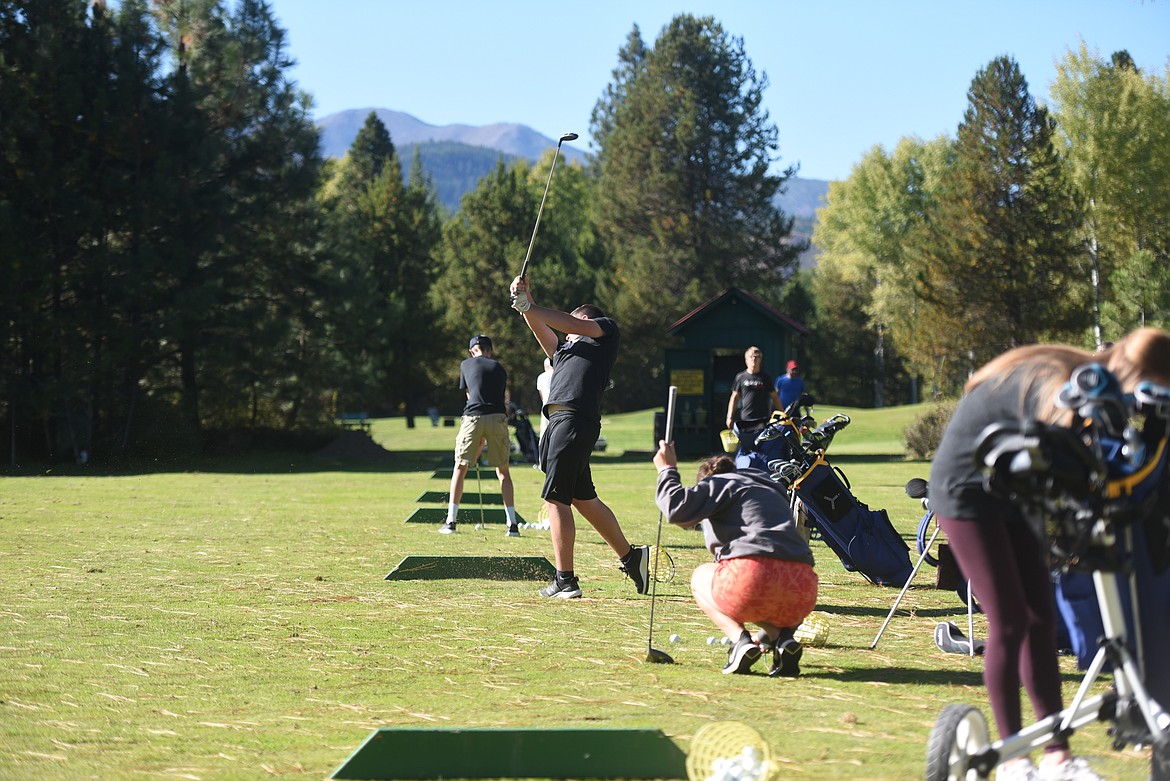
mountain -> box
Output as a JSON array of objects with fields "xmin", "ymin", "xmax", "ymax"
[
  {"xmin": 316, "ymin": 108, "xmax": 829, "ymax": 261},
  {"xmin": 318, "ymin": 108, "xmax": 589, "ymax": 165}
]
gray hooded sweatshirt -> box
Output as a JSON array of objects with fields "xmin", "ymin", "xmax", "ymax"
[{"xmin": 655, "ymin": 467, "xmax": 815, "ymax": 566}]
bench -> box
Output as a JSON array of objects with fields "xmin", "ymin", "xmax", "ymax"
[{"xmin": 337, "ymin": 412, "xmax": 371, "ymax": 432}]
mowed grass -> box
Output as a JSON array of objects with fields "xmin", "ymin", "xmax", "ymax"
[{"xmin": 0, "ymin": 406, "xmax": 1151, "ymax": 781}]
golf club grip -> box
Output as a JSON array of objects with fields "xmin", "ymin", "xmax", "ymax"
[{"xmin": 665, "ymin": 386, "xmax": 678, "ymax": 442}]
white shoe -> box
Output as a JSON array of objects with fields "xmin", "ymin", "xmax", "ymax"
[
  {"xmin": 997, "ymin": 758, "xmax": 1039, "ymax": 781},
  {"xmin": 1037, "ymin": 757, "xmax": 1106, "ymax": 781}
]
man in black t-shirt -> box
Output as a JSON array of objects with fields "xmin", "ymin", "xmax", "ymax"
[
  {"xmin": 510, "ymin": 275, "xmax": 649, "ymax": 599},
  {"xmin": 440, "ymin": 335, "xmax": 519, "ymax": 537},
  {"xmin": 725, "ymin": 346, "xmax": 782, "ymax": 461}
]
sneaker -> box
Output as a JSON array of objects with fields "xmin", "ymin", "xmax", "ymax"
[
  {"xmin": 934, "ymin": 621, "xmax": 986, "ymax": 655},
  {"xmin": 1037, "ymin": 757, "xmax": 1105, "ymax": 781},
  {"xmin": 769, "ymin": 638, "xmax": 803, "ymax": 678},
  {"xmin": 505, "ymin": 524, "xmax": 521, "ymax": 538},
  {"xmin": 722, "ymin": 636, "xmax": 762, "ymax": 675},
  {"xmin": 620, "ymin": 545, "xmax": 650, "ymax": 594},
  {"xmin": 538, "ymin": 577, "xmax": 582, "ymax": 599},
  {"xmin": 438, "ymin": 521, "xmax": 457, "ymax": 535},
  {"xmin": 998, "ymin": 759, "xmax": 1039, "ymax": 781}
]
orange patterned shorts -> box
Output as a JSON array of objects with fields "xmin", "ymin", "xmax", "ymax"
[{"xmin": 711, "ymin": 556, "xmax": 818, "ymax": 628}]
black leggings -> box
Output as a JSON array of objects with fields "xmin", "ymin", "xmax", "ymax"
[{"xmin": 937, "ymin": 514, "xmax": 1068, "ymax": 748}]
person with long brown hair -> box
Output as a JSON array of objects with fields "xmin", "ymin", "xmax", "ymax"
[
  {"xmin": 929, "ymin": 328, "xmax": 1170, "ymax": 781},
  {"xmin": 653, "ymin": 447, "xmax": 817, "ymax": 676}
]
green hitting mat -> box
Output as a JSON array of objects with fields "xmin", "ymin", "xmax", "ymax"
[
  {"xmin": 415, "ymin": 490, "xmax": 503, "ymax": 504},
  {"xmin": 385, "ymin": 555, "xmax": 556, "ymax": 581},
  {"xmin": 331, "ymin": 727, "xmax": 687, "ymax": 779},
  {"xmin": 404, "ymin": 507, "xmax": 525, "ymax": 525}
]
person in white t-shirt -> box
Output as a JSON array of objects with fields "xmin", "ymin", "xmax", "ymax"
[{"xmin": 535, "ymin": 357, "xmax": 553, "ymax": 439}]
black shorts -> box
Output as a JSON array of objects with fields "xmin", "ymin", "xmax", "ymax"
[{"xmin": 538, "ymin": 411, "xmax": 600, "ymax": 506}]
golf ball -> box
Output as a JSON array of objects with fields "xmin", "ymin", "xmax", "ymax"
[
  {"xmin": 706, "ymin": 636, "xmax": 717, "ymax": 646},
  {"xmin": 669, "ymin": 634, "xmax": 681, "ymax": 643},
  {"xmin": 720, "ymin": 636, "xmax": 732, "ymax": 646},
  {"xmin": 474, "ymin": 524, "xmax": 484, "ymax": 530}
]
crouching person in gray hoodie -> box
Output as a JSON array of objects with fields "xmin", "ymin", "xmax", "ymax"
[{"xmin": 653, "ymin": 441, "xmax": 817, "ymax": 676}]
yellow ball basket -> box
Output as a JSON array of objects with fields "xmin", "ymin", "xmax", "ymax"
[
  {"xmin": 719, "ymin": 429, "xmax": 739, "ymax": 453},
  {"xmin": 794, "ymin": 611, "xmax": 830, "ymax": 648},
  {"xmin": 687, "ymin": 721, "xmax": 778, "ymax": 781},
  {"xmin": 647, "ymin": 545, "xmax": 676, "ymax": 583}
]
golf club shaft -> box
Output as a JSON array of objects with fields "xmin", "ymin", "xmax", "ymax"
[
  {"xmin": 476, "ymin": 457, "xmax": 485, "ymax": 533},
  {"xmin": 518, "ymin": 142, "xmax": 563, "ymax": 281},
  {"xmin": 647, "ymin": 385, "xmax": 679, "ymax": 650}
]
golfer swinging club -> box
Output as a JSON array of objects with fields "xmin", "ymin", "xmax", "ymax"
[{"xmin": 510, "ymin": 274, "xmax": 650, "ymax": 598}]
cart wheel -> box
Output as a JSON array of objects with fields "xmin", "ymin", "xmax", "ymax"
[
  {"xmin": 1155, "ymin": 733, "xmax": 1170, "ymax": 781},
  {"xmin": 925, "ymin": 703, "xmax": 991, "ymax": 781}
]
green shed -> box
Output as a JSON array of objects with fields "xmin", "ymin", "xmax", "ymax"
[{"xmin": 661, "ymin": 288, "xmax": 808, "ymax": 455}]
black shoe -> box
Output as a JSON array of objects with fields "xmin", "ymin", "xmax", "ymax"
[
  {"xmin": 620, "ymin": 545, "xmax": 650, "ymax": 594},
  {"xmin": 438, "ymin": 521, "xmax": 457, "ymax": 535},
  {"xmin": 538, "ymin": 577, "xmax": 582, "ymax": 599},
  {"xmin": 769, "ymin": 638, "xmax": 803, "ymax": 677},
  {"xmin": 505, "ymin": 524, "xmax": 521, "ymax": 538},
  {"xmin": 722, "ymin": 636, "xmax": 762, "ymax": 675}
]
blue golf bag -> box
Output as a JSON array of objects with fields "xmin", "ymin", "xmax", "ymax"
[{"xmin": 791, "ymin": 453, "xmax": 914, "ymax": 587}]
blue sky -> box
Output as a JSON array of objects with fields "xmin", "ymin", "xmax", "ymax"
[{"xmin": 272, "ymin": 1, "xmax": 1170, "ymax": 182}]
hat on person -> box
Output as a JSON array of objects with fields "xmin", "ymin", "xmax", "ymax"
[
  {"xmin": 469, "ymin": 334, "xmax": 492, "ymax": 351},
  {"xmin": 787, "ymin": 360, "xmax": 800, "ymax": 370}
]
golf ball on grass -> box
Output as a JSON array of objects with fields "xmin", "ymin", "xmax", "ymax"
[
  {"xmin": 720, "ymin": 636, "xmax": 732, "ymax": 646},
  {"xmin": 669, "ymin": 634, "xmax": 681, "ymax": 643},
  {"xmin": 706, "ymin": 636, "xmax": 718, "ymax": 646}
]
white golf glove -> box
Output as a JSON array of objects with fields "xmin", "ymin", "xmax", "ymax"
[{"xmin": 510, "ymin": 291, "xmax": 531, "ymax": 313}]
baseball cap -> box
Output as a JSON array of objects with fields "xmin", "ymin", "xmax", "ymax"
[
  {"xmin": 787, "ymin": 360, "xmax": 800, "ymax": 370},
  {"xmin": 469, "ymin": 334, "xmax": 492, "ymax": 350}
]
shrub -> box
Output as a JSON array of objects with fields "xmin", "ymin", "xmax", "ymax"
[{"xmin": 904, "ymin": 401, "xmax": 957, "ymax": 459}]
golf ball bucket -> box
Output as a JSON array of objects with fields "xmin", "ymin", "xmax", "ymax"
[
  {"xmin": 794, "ymin": 611, "xmax": 830, "ymax": 648},
  {"xmin": 687, "ymin": 721, "xmax": 778, "ymax": 781}
]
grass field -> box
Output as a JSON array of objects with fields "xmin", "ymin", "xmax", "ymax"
[{"xmin": 0, "ymin": 405, "xmax": 1152, "ymax": 780}]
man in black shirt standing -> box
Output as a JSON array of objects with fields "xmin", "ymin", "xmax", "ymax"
[
  {"xmin": 440, "ymin": 335, "xmax": 520, "ymax": 537},
  {"xmin": 725, "ymin": 346, "xmax": 782, "ymax": 462},
  {"xmin": 510, "ymin": 275, "xmax": 649, "ymax": 599}
]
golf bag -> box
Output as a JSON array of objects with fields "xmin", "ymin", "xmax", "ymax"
[
  {"xmin": 734, "ymin": 398, "xmax": 839, "ymax": 472},
  {"xmin": 791, "ymin": 453, "xmax": 914, "ymax": 587},
  {"xmin": 507, "ymin": 403, "xmax": 540, "ymax": 464},
  {"xmin": 733, "ymin": 418, "xmax": 797, "ymax": 472}
]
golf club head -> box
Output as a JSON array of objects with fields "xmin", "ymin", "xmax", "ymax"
[
  {"xmin": 645, "ymin": 647, "xmax": 674, "ymax": 664},
  {"xmin": 559, "ymin": 132, "xmax": 579, "ymax": 143}
]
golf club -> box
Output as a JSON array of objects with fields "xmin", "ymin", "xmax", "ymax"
[
  {"xmin": 512, "ymin": 132, "xmax": 577, "ymax": 312},
  {"xmin": 476, "ymin": 455, "xmax": 485, "ymax": 535},
  {"xmin": 645, "ymin": 385, "xmax": 678, "ymax": 664}
]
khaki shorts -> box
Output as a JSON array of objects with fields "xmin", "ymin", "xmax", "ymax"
[{"xmin": 454, "ymin": 413, "xmax": 510, "ymax": 467}]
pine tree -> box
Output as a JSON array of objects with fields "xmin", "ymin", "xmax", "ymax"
[
  {"xmin": 917, "ymin": 56, "xmax": 1087, "ymax": 373},
  {"xmin": 591, "ymin": 14, "xmax": 801, "ymax": 409},
  {"xmin": 323, "ymin": 113, "xmax": 442, "ymax": 424}
]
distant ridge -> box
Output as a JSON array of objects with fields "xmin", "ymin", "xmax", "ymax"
[
  {"xmin": 316, "ymin": 107, "xmax": 828, "ymax": 263},
  {"xmin": 317, "ymin": 108, "xmax": 590, "ymax": 165}
]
